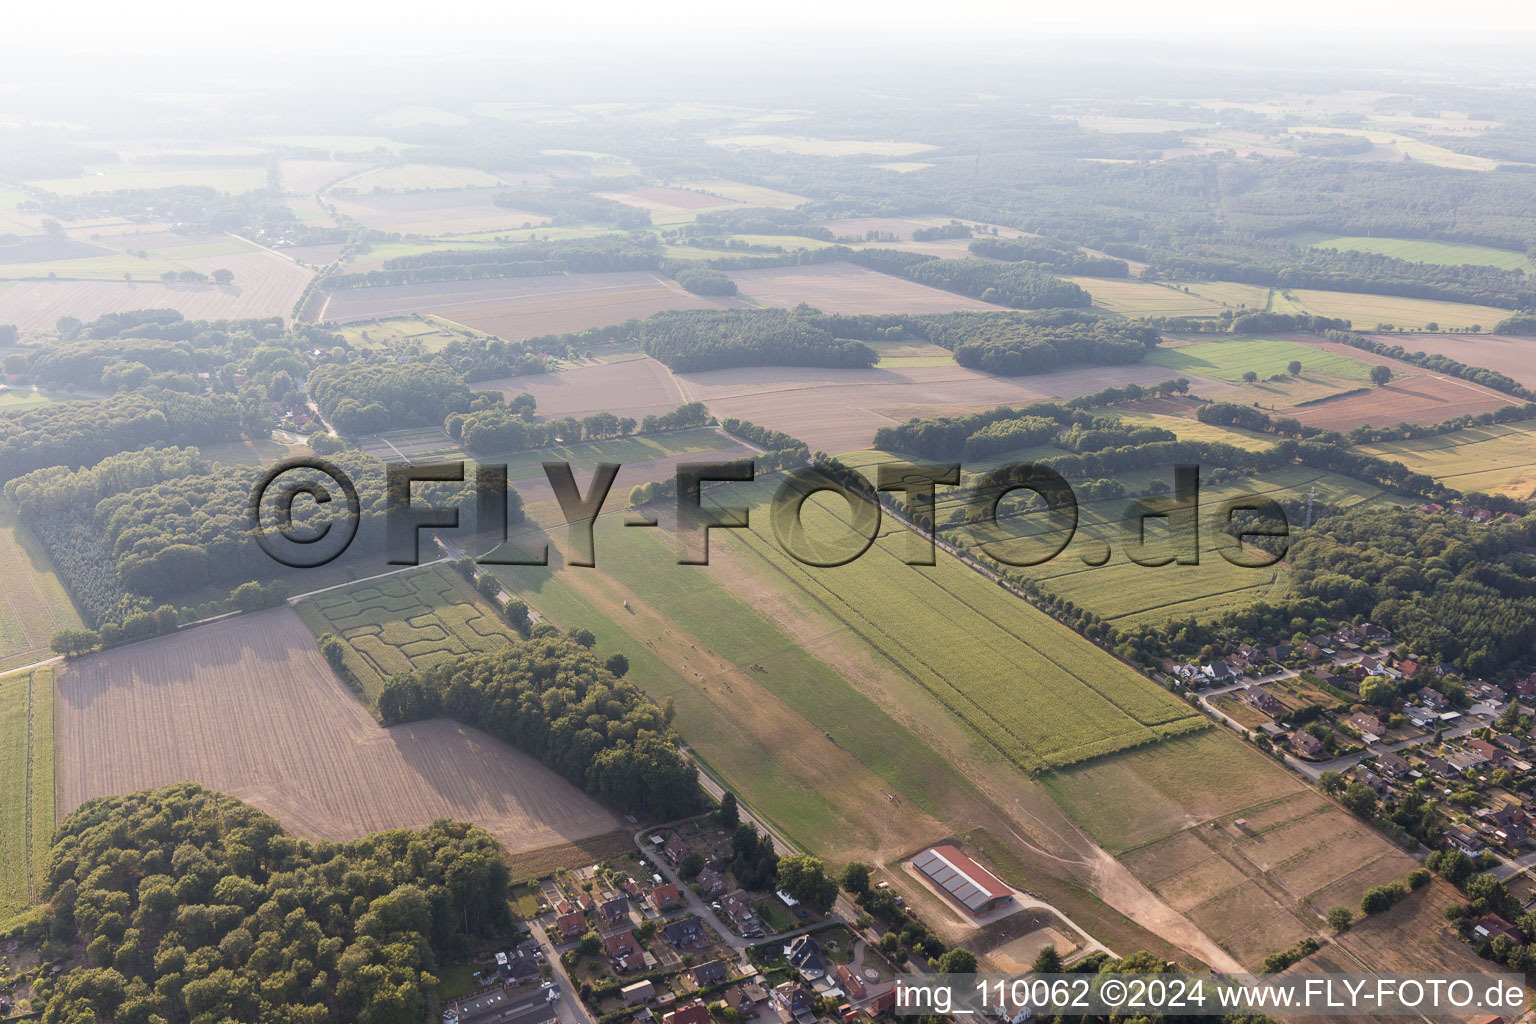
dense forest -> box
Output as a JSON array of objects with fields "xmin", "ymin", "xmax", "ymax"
[
  {"xmin": 0, "ymin": 390, "xmax": 244, "ymax": 483},
  {"xmin": 25, "ymin": 783, "xmax": 512, "ymax": 1024},
  {"xmin": 307, "ymin": 360, "xmax": 473, "ymax": 434},
  {"xmin": 968, "ymin": 235, "xmax": 1130, "ymax": 277},
  {"xmin": 377, "ymin": 637, "xmax": 704, "ymax": 817},
  {"xmin": 327, "ymin": 235, "xmax": 666, "ymax": 288},
  {"xmin": 634, "ymin": 308, "xmax": 879, "ymax": 371}
]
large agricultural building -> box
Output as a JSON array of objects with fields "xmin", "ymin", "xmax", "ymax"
[{"xmin": 912, "ymin": 844, "xmax": 1013, "ymax": 916}]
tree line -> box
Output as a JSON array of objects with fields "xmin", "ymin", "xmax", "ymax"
[{"xmin": 376, "ymin": 637, "xmax": 705, "ymax": 817}]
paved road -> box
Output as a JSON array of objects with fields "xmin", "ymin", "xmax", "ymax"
[{"xmin": 530, "ymin": 927, "xmax": 594, "ymax": 1024}]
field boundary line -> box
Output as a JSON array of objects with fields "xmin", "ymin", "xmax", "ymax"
[{"xmin": 286, "ymin": 557, "xmax": 448, "ymax": 604}]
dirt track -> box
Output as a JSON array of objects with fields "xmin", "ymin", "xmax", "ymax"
[{"xmin": 55, "ymin": 608, "xmax": 620, "ymax": 851}]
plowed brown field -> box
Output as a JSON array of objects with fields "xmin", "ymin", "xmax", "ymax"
[{"xmin": 55, "ymin": 607, "xmax": 619, "ymax": 851}]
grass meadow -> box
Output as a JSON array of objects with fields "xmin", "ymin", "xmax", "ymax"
[
  {"xmin": 0, "ymin": 667, "xmax": 54, "ymax": 919},
  {"xmin": 1356, "ymin": 421, "xmax": 1536, "ymax": 500},
  {"xmin": 1289, "ymin": 232, "xmax": 1535, "ymax": 273}
]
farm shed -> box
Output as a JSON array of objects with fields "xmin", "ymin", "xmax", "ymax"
[{"xmin": 911, "ymin": 844, "xmax": 1012, "ymax": 915}]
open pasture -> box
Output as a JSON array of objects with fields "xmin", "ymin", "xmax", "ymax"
[
  {"xmin": 1146, "ymin": 337, "xmax": 1376, "ymax": 383},
  {"xmin": 0, "ymin": 668, "xmax": 54, "ymax": 918},
  {"xmin": 338, "ymin": 315, "xmax": 486, "ymax": 353},
  {"xmin": 329, "ymin": 188, "xmax": 549, "ymax": 235},
  {"xmin": 0, "ymin": 502, "xmax": 85, "ymax": 671},
  {"xmin": 1176, "ymin": 280, "xmax": 1273, "ymax": 310},
  {"xmin": 320, "ymin": 271, "xmax": 746, "ymax": 340},
  {"xmin": 0, "ymin": 246, "xmax": 311, "ymax": 328},
  {"xmin": 1356, "ymin": 421, "xmax": 1536, "ymax": 499},
  {"xmin": 729, "ymin": 261, "xmax": 1004, "ymax": 314},
  {"xmin": 295, "ymin": 563, "xmax": 513, "ymax": 702},
  {"xmin": 279, "ymin": 159, "xmax": 368, "ymax": 195},
  {"xmin": 1067, "ymin": 277, "xmax": 1227, "ymax": 317},
  {"xmin": 1280, "ymin": 288, "xmax": 1510, "ymax": 330},
  {"xmin": 55, "ymin": 607, "xmax": 620, "ymax": 852},
  {"xmin": 1289, "ymin": 232, "xmax": 1535, "ymax": 272}
]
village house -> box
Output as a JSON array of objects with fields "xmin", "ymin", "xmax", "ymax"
[
  {"xmin": 692, "ymin": 960, "xmax": 729, "ymax": 987},
  {"xmin": 624, "ymin": 981, "xmax": 657, "ymax": 1006},
  {"xmin": 651, "ymin": 883, "xmax": 681, "ymax": 913},
  {"xmin": 772, "ymin": 982, "xmax": 817, "ymax": 1024},
  {"xmin": 721, "ymin": 889, "xmax": 762, "ymax": 937},
  {"xmin": 1448, "ymin": 822, "xmax": 1487, "ymax": 855},
  {"xmin": 1417, "ymin": 687, "xmax": 1450, "ymax": 711},
  {"xmin": 835, "ymin": 964, "xmax": 867, "ymax": 1001},
  {"xmin": 1473, "ymin": 914, "xmax": 1524, "ymax": 943},
  {"xmin": 556, "ymin": 911, "xmax": 587, "ymax": 939},
  {"xmin": 1374, "ymin": 752, "xmax": 1410, "ymax": 778},
  {"xmin": 695, "ymin": 867, "xmax": 727, "ymax": 897},
  {"xmin": 1242, "ymin": 687, "xmax": 1283, "ymax": 714},
  {"xmin": 663, "ymin": 1000, "xmax": 713, "ymax": 1024},
  {"xmin": 663, "ymin": 917, "xmax": 706, "ymax": 948},
  {"xmin": 1346, "ymin": 712, "xmax": 1385, "ymax": 740},
  {"xmin": 1290, "ymin": 731, "xmax": 1325, "ymax": 758},
  {"xmin": 785, "ymin": 935, "xmax": 826, "ymax": 980},
  {"xmin": 602, "ymin": 895, "xmax": 630, "ymax": 924},
  {"xmin": 1469, "ymin": 738, "xmax": 1507, "ymax": 763},
  {"xmin": 1203, "ymin": 660, "xmax": 1237, "ymax": 685},
  {"xmin": 663, "ymin": 834, "xmax": 691, "ymax": 865}
]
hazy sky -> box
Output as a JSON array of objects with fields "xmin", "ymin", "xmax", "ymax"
[{"xmin": 8, "ymin": 0, "xmax": 1536, "ymax": 59}]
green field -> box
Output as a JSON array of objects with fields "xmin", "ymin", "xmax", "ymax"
[
  {"xmin": 1356, "ymin": 422, "xmax": 1536, "ymax": 500},
  {"xmin": 492, "ymin": 427, "xmax": 737, "ymax": 481},
  {"xmin": 1146, "ymin": 338, "xmax": 1376, "ymax": 383},
  {"xmin": 609, "ymin": 473, "xmax": 1206, "ymax": 773},
  {"xmin": 337, "ymin": 315, "xmax": 488, "ymax": 354},
  {"xmin": 0, "ymin": 667, "xmax": 54, "ymax": 919},
  {"xmin": 0, "ymin": 502, "xmax": 85, "ymax": 671},
  {"xmin": 1176, "ymin": 280, "xmax": 1274, "ymax": 310},
  {"xmin": 846, "ymin": 451, "xmax": 1394, "ymax": 629},
  {"xmin": 294, "ymin": 563, "xmax": 516, "ymax": 703},
  {"xmin": 492, "ymin": 511, "xmax": 1016, "ymax": 854},
  {"xmin": 1289, "ymin": 232, "xmax": 1536, "ymax": 273}
]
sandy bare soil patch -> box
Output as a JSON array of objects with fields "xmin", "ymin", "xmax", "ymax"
[
  {"xmin": 0, "ymin": 248, "xmax": 312, "ymax": 329},
  {"xmin": 729, "ymin": 262, "xmax": 1005, "ymax": 314},
  {"xmin": 322, "ymin": 271, "xmax": 747, "ymax": 340},
  {"xmin": 473, "ymin": 356, "xmax": 685, "ymax": 421},
  {"xmin": 1363, "ymin": 331, "xmax": 1536, "ymax": 388},
  {"xmin": 675, "ymin": 363, "xmax": 1232, "ymax": 452},
  {"xmin": 55, "ymin": 608, "xmax": 620, "ymax": 852}
]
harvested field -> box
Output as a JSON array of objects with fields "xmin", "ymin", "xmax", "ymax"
[
  {"xmin": 0, "ymin": 501, "xmax": 84, "ymax": 672},
  {"xmin": 728, "ymin": 262, "xmax": 1004, "ymax": 314},
  {"xmin": 595, "ymin": 186, "xmax": 738, "ymax": 219},
  {"xmin": 1289, "ymin": 374, "xmax": 1513, "ymax": 430},
  {"xmin": 1290, "ymin": 881, "xmax": 1504, "ymax": 995},
  {"xmin": 294, "ymin": 563, "xmax": 516, "ymax": 702},
  {"xmin": 55, "ymin": 607, "xmax": 621, "ymax": 852},
  {"xmin": 343, "ymin": 164, "xmax": 509, "ymax": 192},
  {"xmin": 1147, "ymin": 337, "xmax": 1377, "ymax": 382},
  {"xmin": 1282, "ymin": 288, "xmax": 1510, "ymax": 330},
  {"xmin": 1044, "ymin": 733, "xmax": 1416, "ymax": 968},
  {"xmin": 675, "ymin": 179, "xmax": 807, "ymax": 208},
  {"xmin": 329, "ymin": 188, "xmax": 549, "ymax": 235},
  {"xmin": 707, "ymin": 135, "xmax": 937, "ymax": 157},
  {"xmin": 0, "ymin": 247, "xmax": 311, "ymax": 328},
  {"xmin": 320, "ymin": 271, "xmax": 746, "ymax": 339},
  {"xmin": 279, "ymin": 159, "xmax": 367, "ymax": 195},
  {"xmin": 0, "ymin": 667, "xmax": 54, "ymax": 918},
  {"xmin": 474, "ymin": 357, "xmax": 684, "ymax": 422},
  {"xmin": 1356, "ymin": 422, "xmax": 1536, "ymax": 499},
  {"xmin": 1068, "ymin": 277, "xmax": 1227, "ymax": 317},
  {"xmin": 675, "ymin": 363, "xmax": 1233, "ymax": 453},
  {"xmin": 1363, "ymin": 332, "xmax": 1536, "ymax": 388}
]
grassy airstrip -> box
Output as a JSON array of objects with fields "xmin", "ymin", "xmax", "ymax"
[{"xmin": 0, "ymin": 667, "xmax": 54, "ymax": 919}]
